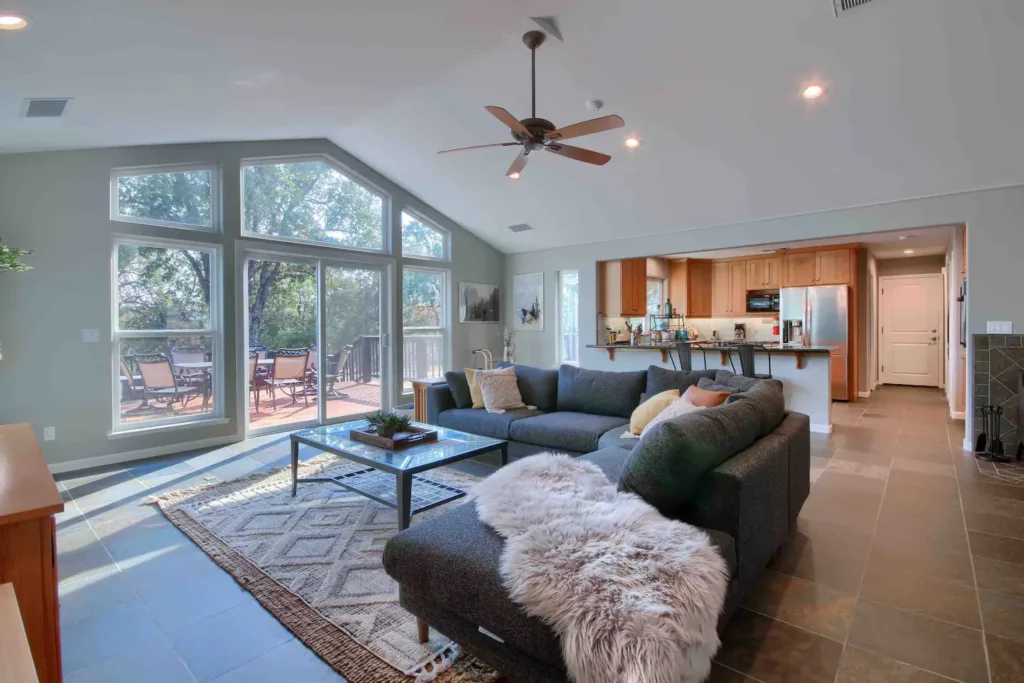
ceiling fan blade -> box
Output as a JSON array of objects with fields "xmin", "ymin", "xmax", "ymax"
[
  {"xmin": 506, "ymin": 149, "xmax": 530, "ymax": 177},
  {"xmin": 545, "ymin": 143, "xmax": 611, "ymax": 166},
  {"xmin": 486, "ymin": 106, "xmax": 530, "ymax": 137},
  {"xmin": 546, "ymin": 114, "xmax": 625, "ymax": 141},
  {"xmin": 437, "ymin": 142, "xmax": 519, "ymax": 154}
]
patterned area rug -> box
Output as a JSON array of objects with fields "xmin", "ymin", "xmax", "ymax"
[{"xmin": 150, "ymin": 454, "xmax": 501, "ymax": 683}]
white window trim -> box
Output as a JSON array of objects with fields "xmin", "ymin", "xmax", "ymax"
[
  {"xmin": 111, "ymin": 234, "xmax": 224, "ymax": 433},
  {"xmin": 110, "ymin": 163, "xmax": 220, "ymax": 232},
  {"xmin": 557, "ymin": 270, "xmax": 580, "ymax": 366},
  {"xmin": 401, "ymin": 265, "xmax": 451, "ymax": 396},
  {"xmin": 239, "ymin": 154, "xmax": 389, "ymax": 255},
  {"xmin": 400, "ymin": 207, "xmax": 451, "ymax": 262}
]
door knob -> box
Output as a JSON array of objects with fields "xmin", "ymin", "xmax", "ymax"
[{"xmin": 931, "ymin": 336, "xmax": 938, "ymax": 342}]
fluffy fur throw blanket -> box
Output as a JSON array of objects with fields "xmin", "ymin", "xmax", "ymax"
[{"xmin": 471, "ymin": 454, "xmax": 729, "ymax": 683}]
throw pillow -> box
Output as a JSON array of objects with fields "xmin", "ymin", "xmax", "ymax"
[
  {"xmin": 638, "ymin": 397, "xmax": 706, "ymax": 438},
  {"xmin": 684, "ymin": 383, "xmax": 733, "ymax": 407},
  {"xmin": 478, "ymin": 374, "xmax": 533, "ymax": 414},
  {"xmin": 629, "ymin": 389, "xmax": 680, "ymax": 435},
  {"xmin": 466, "ymin": 366, "xmax": 515, "ymax": 409},
  {"xmin": 696, "ymin": 377, "xmax": 741, "ymax": 396},
  {"xmin": 445, "ymin": 371, "xmax": 473, "ymax": 409}
]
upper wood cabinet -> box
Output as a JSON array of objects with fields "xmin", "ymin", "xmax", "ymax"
[
  {"xmin": 618, "ymin": 258, "xmax": 648, "ymax": 316},
  {"xmin": 782, "ymin": 248, "xmax": 853, "ymax": 287},
  {"xmin": 815, "ymin": 249, "xmax": 851, "ymax": 285},
  {"xmin": 745, "ymin": 257, "xmax": 782, "ymax": 290},
  {"xmin": 668, "ymin": 259, "xmax": 712, "ymax": 318},
  {"xmin": 712, "ymin": 261, "xmax": 747, "ymax": 316},
  {"xmin": 782, "ymin": 252, "xmax": 817, "ymax": 287}
]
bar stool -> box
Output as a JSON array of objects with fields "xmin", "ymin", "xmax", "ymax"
[{"xmin": 731, "ymin": 343, "xmax": 772, "ymax": 379}]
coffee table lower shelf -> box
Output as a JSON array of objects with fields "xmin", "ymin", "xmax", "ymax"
[{"xmin": 295, "ymin": 467, "xmax": 466, "ymax": 530}]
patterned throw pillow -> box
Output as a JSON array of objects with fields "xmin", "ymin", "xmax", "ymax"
[
  {"xmin": 478, "ymin": 374, "xmax": 533, "ymax": 414},
  {"xmin": 629, "ymin": 389, "xmax": 680, "ymax": 435},
  {"xmin": 465, "ymin": 366, "xmax": 515, "ymax": 409}
]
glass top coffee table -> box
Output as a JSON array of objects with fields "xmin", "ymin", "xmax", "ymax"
[{"xmin": 290, "ymin": 421, "xmax": 508, "ymax": 530}]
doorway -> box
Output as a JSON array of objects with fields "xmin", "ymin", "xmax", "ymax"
[
  {"xmin": 244, "ymin": 253, "xmax": 388, "ymax": 434},
  {"xmin": 879, "ymin": 273, "xmax": 944, "ymax": 387}
]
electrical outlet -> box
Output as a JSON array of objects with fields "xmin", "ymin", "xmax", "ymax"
[
  {"xmin": 987, "ymin": 321, "xmax": 1013, "ymax": 334},
  {"xmin": 43, "ymin": 426, "xmax": 56, "ymax": 441},
  {"xmin": 81, "ymin": 329, "xmax": 100, "ymax": 343}
]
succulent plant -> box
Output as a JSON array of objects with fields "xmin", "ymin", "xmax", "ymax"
[{"xmin": 366, "ymin": 411, "xmax": 411, "ymax": 438}]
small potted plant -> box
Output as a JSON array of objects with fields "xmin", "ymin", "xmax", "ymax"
[{"xmin": 366, "ymin": 411, "xmax": 411, "ymax": 439}]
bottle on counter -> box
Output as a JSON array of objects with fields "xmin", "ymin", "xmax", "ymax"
[{"xmin": 664, "ymin": 298, "xmax": 672, "ymax": 317}]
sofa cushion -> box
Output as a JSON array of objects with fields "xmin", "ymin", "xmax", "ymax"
[
  {"xmin": 696, "ymin": 377, "xmax": 741, "ymax": 395},
  {"xmin": 556, "ymin": 365, "xmax": 646, "ymax": 418},
  {"xmin": 726, "ymin": 379, "xmax": 786, "ymax": 437},
  {"xmin": 619, "ymin": 400, "xmax": 763, "ymax": 516},
  {"xmin": 509, "ymin": 411, "xmax": 629, "ymax": 453},
  {"xmin": 445, "ymin": 371, "xmax": 473, "ymax": 409},
  {"xmin": 714, "ymin": 370, "xmax": 760, "ymax": 393},
  {"xmin": 510, "ymin": 364, "xmax": 559, "ymax": 412},
  {"xmin": 438, "ymin": 408, "xmax": 545, "ymax": 440},
  {"xmin": 646, "ymin": 365, "xmax": 717, "ymax": 396},
  {"xmin": 597, "ymin": 424, "xmax": 639, "ymax": 451}
]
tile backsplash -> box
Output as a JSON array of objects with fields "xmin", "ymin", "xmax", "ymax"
[
  {"xmin": 972, "ymin": 333, "xmax": 1023, "ymax": 448},
  {"xmin": 599, "ymin": 316, "xmax": 780, "ymax": 344}
]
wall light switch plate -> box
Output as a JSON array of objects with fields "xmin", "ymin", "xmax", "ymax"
[
  {"xmin": 987, "ymin": 321, "xmax": 1013, "ymax": 334},
  {"xmin": 43, "ymin": 426, "xmax": 56, "ymax": 441},
  {"xmin": 82, "ymin": 329, "xmax": 100, "ymax": 343}
]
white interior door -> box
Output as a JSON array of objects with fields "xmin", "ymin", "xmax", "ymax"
[{"xmin": 880, "ymin": 274, "xmax": 943, "ymax": 387}]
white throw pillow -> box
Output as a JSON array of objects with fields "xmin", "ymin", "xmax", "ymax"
[
  {"xmin": 637, "ymin": 396, "xmax": 707, "ymax": 438},
  {"xmin": 465, "ymin": 366, "xmax": 515, "ymax": 409},
  {"xmin": 478, "ymin": 374, "xmax": 534, "ymax": 414}
]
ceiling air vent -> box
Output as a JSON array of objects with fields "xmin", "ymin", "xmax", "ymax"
[
  {"xmin": 508, "ymin": 223, "xmax": 533, "ymax": 233},
  {"xmin": 21, "ymin": 98, "xmax": 70, "ymax": 118},
  {"xmin": 834, "ymin": 0, "xmax": 876, "ymax": 16}
]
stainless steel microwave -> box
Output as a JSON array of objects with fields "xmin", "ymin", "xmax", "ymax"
[{"xmin": 746, "ymin": 292, "xmax": 780, "ymax": 313}]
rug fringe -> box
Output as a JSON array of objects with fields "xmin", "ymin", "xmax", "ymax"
[{"xmin": 409, "ymin": 643, "xmax": 460, "ymax": 682}]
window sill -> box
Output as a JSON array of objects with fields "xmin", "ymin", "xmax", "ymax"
[{"xmin": 108, "ymin": 417, "xmax": 231, "ymax": 439}]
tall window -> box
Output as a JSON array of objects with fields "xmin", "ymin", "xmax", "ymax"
[
  {"xmin": 647, "ymin": 278, "xmax": 665, "ymax": 317},
  {"xmin": 559, "ymin": 271, "xmax": 580, "ymax": 365},
  {"xmin": 111, "ymin": 165, "xmax": 216, "ymax": 231},
  {"xmin": 402, "ymin": 268, "xmax": 447, "ymax": 391},
  {"xmin": 113, "ymin": 239, "xmax": 220, "ymax": 431},
  {"xmin": 241, "ymin": 157, "xmax": 385, "ymax": 251},
  {"xmin": 401, "ymin": 211, "xmax": 448, "ymax": 260}
]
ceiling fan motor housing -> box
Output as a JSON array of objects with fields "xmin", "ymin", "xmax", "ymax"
[{"xmin": 515, "ymin": 117, "xmax": 556, "ymax": 148}]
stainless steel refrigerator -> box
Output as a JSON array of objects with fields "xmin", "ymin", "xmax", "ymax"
[{"xmin": 780, "ymin": 285, "xmax": 850, "ymax": 401}]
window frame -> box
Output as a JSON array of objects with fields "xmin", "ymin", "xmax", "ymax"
[
  {"xmin": 239, "ymin": 154, "xmax": 389, "ymax": 255},
  {"xmin": 646, "ymin": 277, "xmax": 666, "ymax": 317},
  {"xmin": 110, "ymin": 234, "xmax": 224, "ymax": 434},
  {"xmin": 557, "ymin": 270, "xmax": 580, "ymax": 366},
  {"xmin": 400, "ymin": 208, "xmax": 450, "ymax": 262},
  {"xmin": 400, "ymin": 265, "xmax": 451, "ymax": 396},
  {"xmin": 110, "ymin": 163, "xmax": 220, "ymax": 232}
]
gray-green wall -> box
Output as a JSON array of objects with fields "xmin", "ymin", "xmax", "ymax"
[{"xmin": 0, "ymin": 139, "xmax": 503, "ymax": 469}]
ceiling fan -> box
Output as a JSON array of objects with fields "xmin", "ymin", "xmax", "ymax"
[{"xmin": 438, "ymin": 30, "xmax": 625, "ymax": 178}]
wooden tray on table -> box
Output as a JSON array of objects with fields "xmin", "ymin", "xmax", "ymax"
[{"xmin": 349, "ymin": 425, "xmax": 439, "ymax": 450}]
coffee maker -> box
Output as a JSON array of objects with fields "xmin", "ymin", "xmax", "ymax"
[{"xmin": 733, "ymin": 323, "xmax": 746, "ymax": 341}]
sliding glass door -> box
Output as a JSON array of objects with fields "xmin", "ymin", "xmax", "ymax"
[{"xmin": 245, "ymin": 253, "xmax": 388, "ymax": 434}]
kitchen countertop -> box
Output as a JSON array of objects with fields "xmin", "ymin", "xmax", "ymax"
[{"xmin": 585, "ymin": 343, "xmax": 835, "ymax": 353}]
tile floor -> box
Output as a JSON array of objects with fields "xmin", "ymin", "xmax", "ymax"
[{"xmin": 55, "ymin": 386, "xmax": 1024, "ymax": 682}]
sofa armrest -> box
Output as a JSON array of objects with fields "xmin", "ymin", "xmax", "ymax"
[
  {"xmin": 682, "ymin": 434, "xmax": 790, "ymax": 593},
  {"xmin": 427, "ymin": 383, "xmax": 457, "ymax": 424}
]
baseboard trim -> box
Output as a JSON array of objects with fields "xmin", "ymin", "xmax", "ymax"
[
  {"xmin": 962, "ymin": 436, "xmax": 972, "ymax": 452},
  {"xmin": 48, "ymin": 433, "xmax": 240, "ymax": 475},
  {"xmin": 858, "ymin": 391, "xmax": 872, "ymax": 398},
  {"xmin": 950, "ymin": 410, "xmax": 965, "ymax": 420},
  {"xmin": 810, "ymin": 423, "xmax": 833, "ymax": 434}
]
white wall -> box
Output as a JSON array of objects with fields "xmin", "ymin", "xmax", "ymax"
[
  {"xmin": 0, "ymin": 139, "xmax": 504, "ymax": 469},
  {"xmin": 504, "ymin": 184, "xmax": 1024, "ymax": 444}
]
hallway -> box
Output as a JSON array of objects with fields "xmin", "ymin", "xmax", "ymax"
[{"xmin": 712, "ymin": 386, "xmax": 1024, "ymax": 682}]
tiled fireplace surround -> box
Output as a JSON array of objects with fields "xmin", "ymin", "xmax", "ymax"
[{"xmin": 972, "ymin": 333, "xmax": 1023, "ymax": 453}]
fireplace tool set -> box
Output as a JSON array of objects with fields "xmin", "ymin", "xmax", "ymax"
[{"xmin": 975, "ymin": 404, "xmax": 1017, "ymax": 462}]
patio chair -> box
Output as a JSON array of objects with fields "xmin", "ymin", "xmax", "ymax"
[
  {"xmin": 134, "ymin": 353, "xmax": 203, "ymax": 412},
  {"xmin": 170, "ymin": 346, "xmax": 207, "ymax": 384},
  {"xmin": 248, "ymin": 351, "xmax": 265, "ymax": 413},
  {"xmin": 119, "ymin": 356, "xmax": 150, "ymax": 413},
  {"xmin": 307, "ymin": 348, "xmax": 350, "ymax": 400},
  {"xmin": 267, "ymin": 348, "xmax": 310, "ymax": 410}
]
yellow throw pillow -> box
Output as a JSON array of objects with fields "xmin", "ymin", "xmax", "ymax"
[
  {"xmin": 465, "ymin": 366, "xmax": 515, "ymax": 409},
  {"xmin": 629, "ymin": 389, "xmax": 681, "ymax": 435}
]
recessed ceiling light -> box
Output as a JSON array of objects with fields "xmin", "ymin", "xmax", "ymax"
[
  {"xmin": 0, "ymin": 13, "xmax": 28, "ymax": 30},
  {"xmin": 802, "ymin": 84, "xmax": 824, "ymax": 100},
  {"xmin": 624, "ymin": 137, "xmax": 640, "ymax": 148},
  {"xmin": 508, "ymin": 172, "xmax": 521, "ymax": 180},
  {"xmin": 898, "ymin": 235, "xmax": 908, "ymax": 241},
  {"xmin": 903, "ymin": 249, "xmax": 915, "ymax": 255}
]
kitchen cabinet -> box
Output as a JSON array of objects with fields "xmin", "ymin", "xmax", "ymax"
[
  {"xmin": 712, "ymin": 262, "xmax": 730, "ymax": 316},
  {"xmin": 730, "ymin": 262, "xmax": 747, "ymax": 314},
  {"xmin": 745, "ymin": 257, "xmax": 782, "ymax": 290},
  {"xmin": 618, "ymin": 258, "xmax": 648, "ymax": 316},
  {"xmin": 782, "ymin": 248, "xmax": 853, "ymax": 287},
  {"xmin": 712, "ymin": 261, "xmax": 747, "ymax": 316},
  {"xmin": 668, "ymin": 259, "xmax": 712, "ymax": 318}
]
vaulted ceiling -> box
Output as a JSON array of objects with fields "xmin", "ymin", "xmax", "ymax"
[{"xmin": 2, "ymin": 0, "xmax": 1023, "ymax": 254}]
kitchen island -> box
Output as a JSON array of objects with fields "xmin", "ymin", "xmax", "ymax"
[{"xmin": 583, "ymin": 342, "xmax": 834, "ymax": 432}]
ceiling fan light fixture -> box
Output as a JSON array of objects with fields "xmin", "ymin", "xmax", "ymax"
[
  {"xmin": 507, "ymin": 172, "xmax": 521, "ymax": 179},
  {"xmin": 903, "ymin": 249, "xmax": 915, "ymax": 255},
  {"xmin": 802, "ymin": 84, "xmax": 825, "ymax": 100},
  {"xmin": 0, "ymin": 13, "xmax": 28, "ymax": 29},
  {"xmin": 624, "ymin": 136, "xmax": 640, "ymax": 148}
]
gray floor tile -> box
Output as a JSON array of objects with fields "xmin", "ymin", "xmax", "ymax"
[
  {"xmin": 60, "ymin": 569, "xmax": 137, "ymax": 625},
  {"xmin": 101, "ymin": 519, "xmax": 194, "ymax": 564},
  {"xmin": 138, "ymin": 565, "xmax": 251, "ymax": 632},
  {"xmin": 120, "ymin": 543, "xmax": 221, "ymax": 593},
  {"xmin": 61, "ymin": 598, "xmax": 165, "ymax": 674},
  {"xmin": 57, "ymin": 528, "xmax": 118, "ymax": 586},
  {"xmin": 209, "ymin": 639, "xmax": 341, "ymax": 683},
  {"xmin": 65, "ymin": 635, "xmax": 195, "ymax": 683},
  {"xmin": 170, "ymin": 601, "xmax": 294, "ymax": 682}
]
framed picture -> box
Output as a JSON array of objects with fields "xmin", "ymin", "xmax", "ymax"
[
  {"xmin": 513, "ymin": 272, "xmax": 544, "ymax": 331},
  {"xmin": 459, "ymin": 282, "xmax": 500, "ymax": 323}
]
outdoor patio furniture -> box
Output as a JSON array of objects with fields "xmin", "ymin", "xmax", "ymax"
[
  {"xmin": 171, "ymin": 346, "xmax": 209, "ymax": 390},
  {"xmin": 134, "ymin": 353, "xmax": 203, "ymax": 412},
  {"xmin": 305, "ymin": 347, "xmax": 351, "ymax": 400},
  {"xmin": 267, "ymin": 348, "xmax": 310, "ymax": 410},
  {"xmin": 119, "ymin": 356, "xmax": 150, "ymax": 413},
  {"xmin": 248, "ymin": 351, "xmax": 266, "ymax": 413}
]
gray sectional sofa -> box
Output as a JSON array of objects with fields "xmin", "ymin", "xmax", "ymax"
[{"xmin": 385, "ymin": 363, "xmax": 810, "ymax": 683}]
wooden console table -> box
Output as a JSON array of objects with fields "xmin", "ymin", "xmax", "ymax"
[
  {"xmin": 0, "ymin": 583, "xmax": 39, "ymax": 682},
  {"xmin": 0, "ymin": 425, "xmax": 64, "ymax": 683},
  {"xmin": 410, "ymin": 378, "xmax": 448, "ymax": 422}
]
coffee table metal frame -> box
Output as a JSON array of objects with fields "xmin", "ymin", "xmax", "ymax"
[{"xmin": 289, "ymin": 426, "xmax": 508, "ymax": 531}]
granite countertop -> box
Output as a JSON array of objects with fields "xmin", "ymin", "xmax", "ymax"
[{"xmin": 585, "ymin": 343, "xmax": 835, "ymax": 354}]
